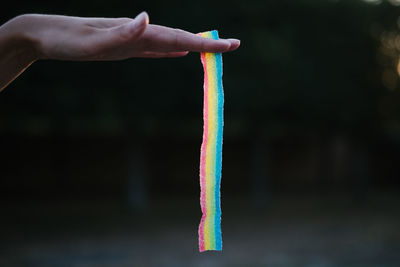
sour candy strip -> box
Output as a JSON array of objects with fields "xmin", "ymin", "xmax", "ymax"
[{"xmin": 198, "ymin": 30, "xmax": 223, "ymax": 252}]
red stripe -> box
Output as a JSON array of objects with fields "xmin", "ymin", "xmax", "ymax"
[{"xmin": 199, "ymin": 51, "xmax": 209, "ymax": 252}]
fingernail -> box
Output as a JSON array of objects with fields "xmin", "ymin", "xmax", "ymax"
[
  {"xmin": 229, "ymin": 38, "xmax": 241, "ymax": 45},
  {"xmin": 135, "ymin": 11, "xmax": 149, "ymax": 24}
]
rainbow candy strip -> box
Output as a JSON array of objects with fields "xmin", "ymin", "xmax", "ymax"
[{"xmin": 198, "ymin": 30, "xmax": 223, "ymax": 252}]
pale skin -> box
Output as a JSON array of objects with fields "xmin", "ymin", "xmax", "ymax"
[{"xmin": 0, "ymin": 12, "xmax": 240, "ymax": 91}]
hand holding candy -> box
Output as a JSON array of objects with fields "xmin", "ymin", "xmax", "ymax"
[{"xmin": 0, "ymin": 12, "xmax": 240, "ymax": 90}]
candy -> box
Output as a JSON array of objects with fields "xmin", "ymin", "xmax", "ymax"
[{"xmin": 198, "ymin": 30, "xmax": 224, "ymax": 252}]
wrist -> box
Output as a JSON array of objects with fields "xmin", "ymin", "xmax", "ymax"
[
  {"xmin": 0, "ymin": 15, "xmax": 41, "ymax": 90},
  {"xmin": 2, "ymin": 14, "xmax": 41, "ymax": 62}
]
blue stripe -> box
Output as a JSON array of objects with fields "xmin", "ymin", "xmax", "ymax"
[{"xmin": 211, "ymin": 30, "xmax": 223, "ymax": 250}]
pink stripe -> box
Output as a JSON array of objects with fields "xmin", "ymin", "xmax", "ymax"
[{"xmin": 199, "ymin": 51, "xmax": 208, "ymax": 252}]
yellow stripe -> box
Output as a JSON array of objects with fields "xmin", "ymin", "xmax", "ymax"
[{"xmin": 204, "ymin": 51, "xmax": 217, "ymax": 249}]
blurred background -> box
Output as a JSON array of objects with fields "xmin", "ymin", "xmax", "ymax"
[{"xmin": 1, "ymin": 0, "xmax": 400, "ymax": 266}]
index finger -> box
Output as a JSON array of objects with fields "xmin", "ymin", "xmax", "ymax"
[{"xmin": 139, "ymin": 24, "xmax": 238, "ymax": 53}]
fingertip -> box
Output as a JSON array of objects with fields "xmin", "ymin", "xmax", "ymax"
[
  {"xmin": 227, "ymin": 38, "xmax": 240, "ymax": 51},
  {"xmin": 228, "ymin": 38, "xmax": 240, "ymax": 46},
  {"xmin": 135, "ymin": 11, "xmax": 149, "ymax": 28}
]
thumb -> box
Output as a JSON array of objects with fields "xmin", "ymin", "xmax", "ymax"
[
  {"xmin": 118, "ymin": 11, "xmax": 149, "ymax": 40},
  {"xmin": 88, "ymin": 12, "xmax": 148, "ymax": 60}
]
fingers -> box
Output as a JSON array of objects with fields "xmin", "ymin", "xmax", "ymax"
[
  {"xmin": 77, "ymin": 11, "xmax": 239, "ymax": 61},
  {"xmin": 83, "ymin": 17, "xmax": 133, "ymax": 28},
  {"xmin": 85, "ymin": 11, "xmax": 240, "ymax": 58},
  {"xmin": 139, "ymin": 25, "xmax": 238, "ymax": 53},
  {"xmin": 139, "ymin": 51, "xmax": 189, "ymax": 58},
  {"xmin": 170, "ymin": 29, "xmax": 231, "ymax": 52}
]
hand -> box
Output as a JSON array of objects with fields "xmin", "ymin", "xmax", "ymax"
[
  {"xmin": 0, "ymin": 12, "xmax": 240, "ymax": 90},
  {"xmin": 26, "ymin": 12, "xmax": 240, "ymax": 60}
]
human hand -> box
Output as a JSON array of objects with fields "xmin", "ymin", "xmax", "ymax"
[
  {"xmin": 24, "ymin": 12, "xmax": 240, "ymax": 60},
  {"xmin": 0, "ymin": 12, "xmax": 240, "ymax": 90}
]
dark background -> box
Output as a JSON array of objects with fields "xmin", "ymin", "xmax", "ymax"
[{"xmin": 1, "ymin": 0, "xmax": 400, "ymax": 266}]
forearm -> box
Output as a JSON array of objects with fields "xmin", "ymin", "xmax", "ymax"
[{"xmin": 0, "ymin": 15, "xmax": 38, "ymax": 91}]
